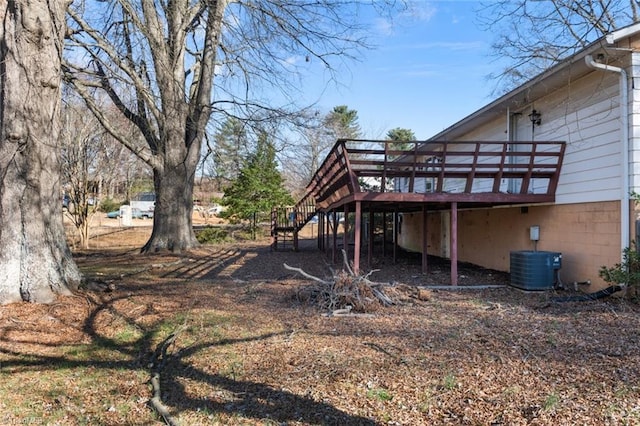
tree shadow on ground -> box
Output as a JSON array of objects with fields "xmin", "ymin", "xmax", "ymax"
[
  {"xmin": 159, "ymin": 341, "xmax": 377, "ymax": 425},
  {"xmin": 0, "ymin": 287, "xmax": 378, "ymax": 424},
  {"xmin": 198, "ymin": 237, "xmax": 512, "ymax": 286}
]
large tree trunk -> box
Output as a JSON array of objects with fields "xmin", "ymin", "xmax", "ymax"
[
  {"xmin": 141, "ymin": 133, "xmax": 200, "ymax": 253},
  {"xmin": 0, "ymin": 0, "xmax": 81, "ymax": 304}
]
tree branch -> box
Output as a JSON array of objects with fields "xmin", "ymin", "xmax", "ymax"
[
  {"xmin": 283, "ymin": 263, "xmax": 332, "ymax": 285},
  {"xmin": 62, "ymin": 71, "xmax": 161, "ymax": 170},
  {"xmin": 147, "ymin": 325, "xmax": 187, "ymax": 426}
]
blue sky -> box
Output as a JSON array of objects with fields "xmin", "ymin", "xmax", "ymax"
[{"xmin": 301, "ymin": 1, "xmax": 500, "ymax": 140}]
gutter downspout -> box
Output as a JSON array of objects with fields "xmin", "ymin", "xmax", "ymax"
[{"xmin": 585, "ymin": 55, "xmax": 630, "ymax": 257}]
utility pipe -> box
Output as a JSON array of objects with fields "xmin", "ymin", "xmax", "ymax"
[{"xmin": 585, "ymin": 55, "xmax": 630, "ymax": 258}]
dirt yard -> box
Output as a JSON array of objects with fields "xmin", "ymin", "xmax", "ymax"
[{"xmin": 1, "ymin": 220, "xmax": 639, "ymax": 425}]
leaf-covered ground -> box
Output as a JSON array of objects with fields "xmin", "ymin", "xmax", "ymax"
[{"xmin": 1, "ymin": 227, "xmax": 639, "ymax": 425}]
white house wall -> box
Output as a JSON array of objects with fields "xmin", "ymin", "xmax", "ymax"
[
  {"xmin": 448, "ymin": 70, "xmax": 623, "ymax": 203},
  {"xmin": 535, "ymin": 72, "xmax": 622, "ymax": 203}
]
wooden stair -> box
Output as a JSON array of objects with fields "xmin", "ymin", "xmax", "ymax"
[{"xmin": 270, "ymin": 192, "xmax": 316, "ymax": 251}]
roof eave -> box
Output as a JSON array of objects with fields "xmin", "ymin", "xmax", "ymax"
[{"xmin": 428, "ymin": 30, "xmax": 635, "ymax": 141}]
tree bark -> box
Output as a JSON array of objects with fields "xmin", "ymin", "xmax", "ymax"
[
  {"xmin": 0, "ymin": 0, "xmax": 81, "ymax": 303},
  {"xmin": 142, "ymin": 152, "xmax": 200, "ymax": 252},
  {"xmin": 141, "ymin": 115, "xmax": 201, "ymax": 252}
]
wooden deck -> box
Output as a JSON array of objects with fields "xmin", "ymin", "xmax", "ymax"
[
  {"xmin": 308, "ymin": 139, "xmax": 565, "ymax": 211},
  {"xmin": 273, "ymin": 139, "xmax": 566, "ymax": 282}
]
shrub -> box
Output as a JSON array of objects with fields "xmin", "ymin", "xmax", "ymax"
[
  {"xmin": 99, "ymin": 198, "xmax": 121, "ymax": 213},
  {"xmin": 196, "ymin": 227, "xmax": 231, "ymax": 244},
  {"xmin": 599, "ymin": 243, "xmax": 640, "ymax": 298}
]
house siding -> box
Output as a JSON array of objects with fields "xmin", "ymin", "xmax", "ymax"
[
  {"xmin": 418, "ymin": 71, "xmax": 624, "ymax": 201},
  {"xmin": 511, "ymin": 71, "xmax": 622, "ymax": 203}
]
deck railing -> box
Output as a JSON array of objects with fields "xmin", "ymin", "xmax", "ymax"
[{"xmin": 306, "ymin": 139, "xmax": 566, "ymax": 209}]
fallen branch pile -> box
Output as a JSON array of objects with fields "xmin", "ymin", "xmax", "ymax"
[{"xmin": 284, "ymin": 250, "xmax": 397, "ymax": 314}]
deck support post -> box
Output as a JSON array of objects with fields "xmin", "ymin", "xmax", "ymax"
[
  {"xmin": 323, "ymin": 213, "xmax": 327, "ymax": 252},
  {"xmin": 317, "ymin": 213, "xmax": 322, "ymax": 250},
  {"xmin": 343, "ymin": 204, "xmax": 350, "ymax": 261},
  {"xmin": 368, "ymin": 208, "xmax": 374, "ymax": 267},
  {"xmin": 332, "ymin": 210, "xmax": 338, "ymax": 264},
  {"xmin": 393, "ymin": 208, "xmax": 399, "ymax": 264},
  {"xmin": 382, "ymin": 212, "xmax": 387, "ymax": 258},
  {"xmin": 451, "ymin": 202, "xmax": 458, "ymax": 286},
  {"xmin": 325, "ymin": 212, "xmax": 330, "ymax": 254},
  {"xmin": 354, "ymin": 202, "xmax": 362, "ymax": 275},
  {"xmin": 422, "ymin": 205, "xmax": 428, "ymax": 274},
  {"xmin": 271, "ymin": 231, "xmax": 277, "ymax": 252}
]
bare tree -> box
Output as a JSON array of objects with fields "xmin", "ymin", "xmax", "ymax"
[
  {"xmin": 63, "ymin": 1, "xmax": 404, "ymax": 253},
  {"xmin": 0, "ymin": 0, "xmax": 81, "ymax": 303},
  {"xmin": 478, "ymin": 0, "xmax": 640, "ymax": 91},
  {"xmin": 60, "ymin": 100, "xmax": 104, "ymax": 249},
  {"xmin": 85, "ymin": 103, "xmax": 152, "ymax": 202},
  {"xmin": 96, "ymin": 132, "xmax": 151, "ymax": 202},
  {"xmin": 281, "ymin": 109, "xmax": 339, "ymax": 198},
  {"xmin": 281, "ymin": 105, "xmax": 364, "ymax": 197},
  {"xmin": 60, "ymin": 91, "xmax": 153, "ymax": 249}
]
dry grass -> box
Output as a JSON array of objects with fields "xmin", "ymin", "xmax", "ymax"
[{"xmin": 1, "ymin": 226, "xmax": 640, "ymax": 425}]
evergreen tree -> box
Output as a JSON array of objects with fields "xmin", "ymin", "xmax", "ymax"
[
  {"xmin": 222, "ymin": 131, "xmax": 293, "ymax": 222},
  {"xmin": 387, "ymin": 127, "xmax": 416, "ymax": 142},
  {"xmin": 325, "ymin": 105, "xmax": 361, "ymax": 140},
  {"xmin": 386, "ymin": 127, "xmax": 416, "ymax": 151},
  {"xmin": 211, "ymin": 118, "xmax": 250, "ymax": 189}
]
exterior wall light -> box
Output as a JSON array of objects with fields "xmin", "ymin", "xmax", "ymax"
[{"xmin": 528, "ymin": 109, "xmax": 542, "ymax": 126}]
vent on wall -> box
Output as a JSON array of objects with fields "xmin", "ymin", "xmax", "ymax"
[{"xmin": 510, "ymin": 251, "xmax": 562, "ymax": 291}]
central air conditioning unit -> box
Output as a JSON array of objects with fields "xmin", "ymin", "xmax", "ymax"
[{"xmin": 510, "ymin": 251, "xmax": 562, "ymax": 291}]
